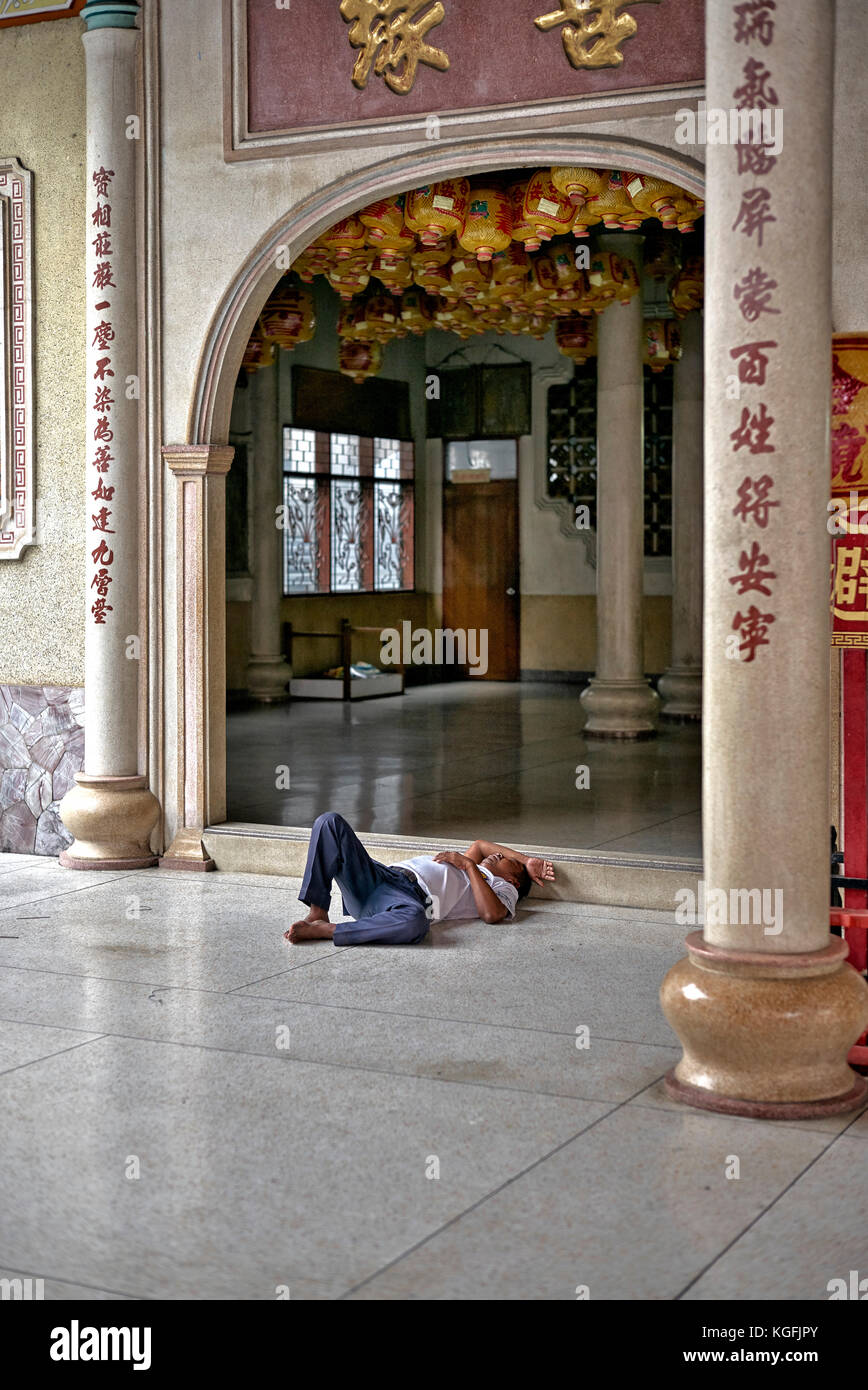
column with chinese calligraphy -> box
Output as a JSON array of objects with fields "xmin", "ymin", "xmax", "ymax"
[
  {"xmin": 580, "ymin": 232, "xmax": 660, "ymax": 738},
  {"xmin": 658, "ymin": 309, "xmax": 703, "ymax": 721},
  {"xmin": 661, "ymin": 0, "xmax": 868, "ymax": 1114},
  {"xmin": 59, "ymin": 0, "xmax": 160, "ymax": 868}
]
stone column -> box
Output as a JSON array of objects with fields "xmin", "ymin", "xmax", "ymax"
[
  {"xmin": 246, "ymin": 361, "xmax": 290, "ymax": 702},
  {"xmin": 59, "ymin": 0, "xmax": 160, "ymax": 869},
  {"xmin": 659, "ymin": 310, "xmax": 703, "ymax": 720},
  {"xmin": 159, "ymin": 445, "xmax": 234, "ymax": 870},
  {"xmin": 580, "ymin": 234, "xmax": 659, "ymax": 738},
  {"xmin": 661, "ymin": 0, "xmax": 868, "ymax": 1115}
]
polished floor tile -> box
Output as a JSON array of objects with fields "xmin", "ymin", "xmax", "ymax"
[
  {"xmin": 0, "ymin": 863, "xmax": 137, "ymax": 912},
  {"xmin": 227, "ymin": 682, "xmax": 702, "ymax": 857},
  {"xmin": 682, "ymin": 1134, "xmax": 868, "ymax": 1301},
  {"xmin": 0, "ymin": 965, "xmax": 677, "ymax": 1102},
  {"xmin": 345, "ymin": 1104, "xmax": 828, "ymax": 1301},
  {"xmin": 0, "ymin": 1018, "xmax": 104, "ymax": 1074},
  {"xmin": 1, "ymin": 854, "xmax": 859, "ymax": 1302},
  {"xmin": 0, "ymin": 871, "xmax": 340, "ymax": 990},
  {"xmin": 237, "ymin": 909, "xmax": 687, "ymax": 1046},
  {"xmin": 0, "ymin": 1034, "xmax": 610, "ymax": 1299}
]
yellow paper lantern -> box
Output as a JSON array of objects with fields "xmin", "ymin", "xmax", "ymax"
[
  {"xmin": 508, "ymin": 181, "xmax": 544, "ymax": 252},
  {"xmin": 674, "ymin": 193, "xmax": 704, "ymax": 234},
  {"xmin": 322, "ymin": 215, "xmax": 366, "ymax": 260},
  {"xmin": 490, "ymin": 241, "xmax": 530, "ymax": 292},
  {"xmin": 586, "ymin": 251, "xmax": 628, "ymax": 312},
  {"xmin": 670, "ymin": 256, "xmax": 704, "ymax": 317},
  {"xmin": 400, "ymin": 286, "xmax": 436, "ymax": 335},
  {"xmin": 373, "ymin": 253, "xmax": 414, "ymax": 295},
  {"xmin": 585, "ymin": 172, "xmax": 643, "ymax": 230},
  {"xmin": 623, "ymin": 172, "xmax": 682, "ymax": 229},
  {"xmin": 359, "ymin": 193, "xmax": 407, "ymax": 243},
  {"xmin": 550, "ymin": 166, "xmax": 610, "ymax": 208},
  {"xmin": 259, "ymin": 279, "xmax": 316, "ymax": 349},
  {"xmin": 571, "ymin": 207, "xmax": 603, "ymax": 239},
  {"xmin": 522, "ymin": 170, "xmax": 575, "ymax": 242},
  {"xmin": 241, "ymin": 325, "xmax": 276, "ymax": 373},
  {"xmin": 449, "ymin": 254, "xmax": 491, "ymax": 301},
  {"xmin": 643, "ymin": 319, "xmax": 682, "ymax": 372},
  {"xmin": 458, "ymin": 183, "xmax": 513, "ymax": 262},
  {"xmin": 405, "ymin": 179, "xmax": 469, "ymax": 246},
  {"xmin": 555, "ymin": 314, "xmax": 597, "ymax": 364},
  {"xmin": 366, "ymin": 290, "xmax": 403, "ymax": 340},
  {"xmin": 339, "ymin": 338, "xmax": 383, "ymax": 384}
]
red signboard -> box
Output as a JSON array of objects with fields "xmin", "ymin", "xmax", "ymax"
[{"xmin": 238, "ymin": 0, "xmax": 704, "ymax": 153}]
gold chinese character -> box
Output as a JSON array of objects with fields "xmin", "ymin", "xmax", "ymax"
[
  {"xmin": 339, "ymin": 1, "xmax": 450, "ymax": 95},
  {"xmin": 534, "ymin": 0, "xmax": 663, "ymax": 70}
]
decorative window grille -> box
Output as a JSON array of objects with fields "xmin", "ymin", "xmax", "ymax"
[
  {"xmin": 546, "ymin": 359, "xmax": 674, "ymax": 558},
  {"xmin": 643, "ymin": 365, "xmax": 673, "ymax": 558},
  {"xmin": 546, "ymin": 362, "xmax": 598, "ymax": 530},
  {"xmin": 283, "ymin": 428, "xmax": 414, "ymax": 594}
]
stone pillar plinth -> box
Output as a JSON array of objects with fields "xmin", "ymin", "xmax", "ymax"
[
  {"xmin": 246, "ymin": 361, "xmax": 290, "ymax": 702},
  {"xmin": 661, "ymin": 0, "xmax": 868, "ymax": 1115},
  {"xmin": 659, "ymin": 310, "xmax": 703, "ymax": 720},
  {"xmin": 59, "ymin": 0, "xmax": 160, "ymax": 870},
  {"xmin": 159, "ymin": 445, "xmax": 234, "ymax": 871},
  {"xmin": 581, "ymin": 234, "xmax": 659, "ymax": 738}
]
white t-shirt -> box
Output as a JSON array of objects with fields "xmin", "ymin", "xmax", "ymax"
[{"xmin": 394, "ymin": 856, "xmax": 518, "ymax": 924}]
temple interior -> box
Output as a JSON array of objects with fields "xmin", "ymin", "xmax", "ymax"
[
  {"xmin": 225, "ymin": 168, "xmax": 704, "ymax": 860},
  {"xmin": 2, "ymin": 0, "xmax": 866, "ymax": 1321}
]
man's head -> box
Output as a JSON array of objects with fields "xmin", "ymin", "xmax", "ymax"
[{"xmin": 481, "ymin": 852, "xmax": 532, "ymax": 899}]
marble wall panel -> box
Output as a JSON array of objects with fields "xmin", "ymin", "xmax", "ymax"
[{"xmin": 0, "ymin": 684, "xmax": 83, "ymax": 855}]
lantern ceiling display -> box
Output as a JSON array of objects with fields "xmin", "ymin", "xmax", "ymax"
[{"xmin": 244, "ymin": 166, "xmax": 703, "ymax": 384}]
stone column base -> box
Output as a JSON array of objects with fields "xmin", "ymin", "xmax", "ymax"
[
  {"xmin": 658, "ymin": 666, "xmax": 702, "ymax": 722},
  {"xmin": 580, "ymin": 678, "xmax": 659, "ymax": 739},
  {"xmin": 58, "ymin": 773, "xmax": 160, "ymax": 870},
  {"xmin": 247, "ymin": 655, "xmax": 290, "ymax": 704},
  {"xmin": 660, "ymin": 931, "xmax": 868, "ymax": 1117},
  {"xmin": 158, "ymin": 827, "xmax": 215, "ymax": 872}
]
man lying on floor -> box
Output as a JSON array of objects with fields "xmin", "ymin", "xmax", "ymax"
[{"xmin": 284, "ymin": 811, "xmax": 556, "ymax": 946}]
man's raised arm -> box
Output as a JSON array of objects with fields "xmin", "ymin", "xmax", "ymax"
[{"xmin": 466, "ymin": 840, "xmax": 556, "ymax": 887}]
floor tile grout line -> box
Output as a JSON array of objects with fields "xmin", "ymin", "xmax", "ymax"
[
  {"xmin": 628, "ymin": 1095, "xmax": 868, "ymax": 1141},
  {"xmin": 0, "ymin": 1001, "xmax": 681, "ymax": 1050},
  {"xmin": 0, "ymin": 1033, "xmax": 108, "ymax": 1079},
  {"xmin": 222, "ymin": 987, "xmax": 682, "ymax": 1043},
  {"xmin": 226, "ymin": 950, "xmax": 343, "ymax": 989},
  {"xmin": 0, "ymin": 1027, "xmax": 673, "ymax": 1106},
  {"xmin": 0, "ymin": 957, "xmax": 343, "ymax": 991},
  {"xmin": 0, "ymin": 1008, "xmax": 857, "ymax": 1139},
  {"xmin": 673, "ymin": 1120, "xmax": 865, "ymax": 1300},
  {"xmin": 0, "ymin": 863, "xmax": 48, "ymax": 879},
  {"xmin": 0, "ymin": 1262, "xmax": 148, "ymax": 1301},
  {"xmin": 337, "ymin": 1071, "xmax": 669, "ymax": 1300},
  {"xmin": 0, "ymin": 872, "xmax": 142, "ymax": 915},
  {"xmin": 586, "ymin": 809, "xmax": 703, "ymax": 852}
]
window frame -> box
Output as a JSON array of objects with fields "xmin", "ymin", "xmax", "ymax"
[{"xmin": 281, "ymin": 426, "xmax": 416, "ymax": 597}]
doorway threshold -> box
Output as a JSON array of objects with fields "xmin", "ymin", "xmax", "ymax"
[{"xmin": 203, "ymin": 822, "xmax": 702, "ymax": 912}]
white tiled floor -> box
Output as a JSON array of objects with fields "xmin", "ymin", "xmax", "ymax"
[{"xmin": 0, "ymin": 854, "xmax": 864, "ymax": 1301}]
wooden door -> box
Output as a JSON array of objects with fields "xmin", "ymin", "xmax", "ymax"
[{"xmin": 442, "ymin": 478, "xmax": 519, "ymax": 681}]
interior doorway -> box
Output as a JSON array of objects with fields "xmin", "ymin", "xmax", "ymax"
[
  {"xmin": 443, "ymin": 439, "xmax": 519, "ymax": 682},
  {"xmin": 180, "ymin": 135, "xmax": 706, "ymax": 877}
]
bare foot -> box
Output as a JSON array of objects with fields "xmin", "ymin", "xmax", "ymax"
[{"xmin": 284, "ymin": 916, "xmax": 335, "ymax": 943}]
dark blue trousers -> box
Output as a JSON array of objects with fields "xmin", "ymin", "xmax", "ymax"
[{"xmin": 300, "ymin": 812, "xmax": 432, "ymax": 946}]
